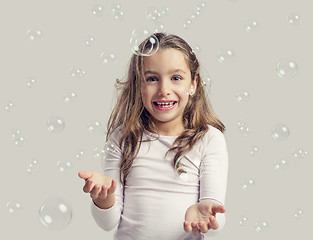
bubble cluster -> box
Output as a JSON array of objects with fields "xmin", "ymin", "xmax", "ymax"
[
  {"xmin": 39, "ymin": 197, "xmax": 72, "ymax": 230},
  {"xmin": 271, "ymin": 123, "xmax": 289, "ymax": 141},
  {"xmin": 218, "ymin": 49, "xmax": 235, "ymax": 63},
  {"xmin": 47, "ymin": 116, "xmax": 65, "ymax": 133}
]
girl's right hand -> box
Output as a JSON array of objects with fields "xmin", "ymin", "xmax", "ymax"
[{"xmin": 78, "ymin": 171, "xmax": 117, "ymax": 204}]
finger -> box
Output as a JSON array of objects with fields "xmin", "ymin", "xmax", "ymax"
[
  {"xmin": 98, "ymin": 185, "xmax": 108, "ymax": 200},
  {"xmin": 83, "ymin": 179, "xmax": 93, "ymax": 193},
  {"xmin": 191, "ymin": 222, "xmax": 200, "ymax": 237},
  {"xmin": 90, "ymin": 184, "xmax": 101, "ymax": 199},
  {"xmin": 209, "ymin": 215, "xmax": 219, "ymax": 230},
  {"xmin": 212, "ymin": 204, "xmax": 226, "ymax": 214},
  {"xmin": 107, "ymin": 179, "xmax": 117, "ymax": 194},
  {"xmin": 183, "ymin": 221, "xmax": 192, "ymax": 233},
  {"xmin": 198, "ymin": 221, "xmax": 209, "ymax": 234},
  {"xmin": 78, "ymin": 171, "xmax": 93, "ymax": 180}
]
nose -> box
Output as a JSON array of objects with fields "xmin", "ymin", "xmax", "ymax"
[{"xmin": 157, "ymin": 79, "xmax": 171, "ymax": 96}]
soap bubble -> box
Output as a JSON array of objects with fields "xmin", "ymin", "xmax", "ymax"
[
  {"xmin": 39, "ymin": 197, "xmax": 72, "ymax": 230},
  {"xmin": 57, "ymin": 160, "xmax": 73, "ymax": 173},
  {"xmin": 69, "ymin": 67, "xmax": 86, "ymax": 78},
  {"xmin": 183, "ymin": 18, "xmax": 193, "ymax": 29},
  {"xmin": 100, "ymin": 52, "xmax": 117, "ymax": 64},
  {"xmin": 273, "ymin": 159, "xmax": 288, "ymax": 170},
  {"xmin": 4, "ymin": 101, "xmax": 14, "ymax": 112},
  {"xmin": 75, "ymin": 149, "xmax": 85, "ymax": 161},
  {"xmin": 153, "ymin": 22, "xmax": 166, "ymax": 33},
  {"xmin": 27, "ymin": 28, "xmax": 43, "ymax": 40},
  {"xmin": 26, "ymin": 77, "xmax": 37, "ymax": 88},
  {"xmin": 130, "ymin": 28, "xmax": 159, "ymax": 56},
  {"xmin": 291, "ymin": 147, "xmax": 308, "ymax": 159},
  {"xmin": 236, "ymin": 90, "xmax": 250, "ymax": 102},
  {"xmin": 238, "ymin": 215, "xmax": 248, "ymax": 226},
  {"xmin": 244, "ymin": 20, "xmax": 259, "ymax": 32},
  {"xmin": 218, "ymin": 49, "xmax": 235, "ymax": 63},
  {"xmin": 146, "ymin": 7, "xmax": 161, "ymax": 22},
  {"xmin": 288, "ymin": 13, "xmax": 301, "ymax": 25},
  {"xmin": 255, "ymin": 221, "xmax": 268, "ymax": 232},
  {"xmin": 276, "ymin": 60, "xmax": 298, "ymax": 79},
  {"xmin": 241, "ymin": 178, "xmax": 255, "ymax": 190},
  {"xmin": 111, "ymin": 3, "xmax": 124, "ymax": 21},
  {"xmin": 26, "ymin": 158, "xmax": 39, "ymax": 174},
  {"xmin": 160, "ymin": 6, "xmax": 170, "ymax": 16},
  {"xmin": 90, "ymin": 5, "xmax": 104, "ymax": 17},
  {"xmin": 237, "ymin": 121, "xmax": 250, "ymax": 136},
  {"xmin": 249, "ymin": 145, "xmax": 259, "ymax": 157},
  {"xmin": 294, "ymin": 208, "xmax": 303, "ymax": 219},
  {"xmin": 11, "ymin": 128, "xmax": 24, "ymax": 147},
  {"xmin": 87, "ymin": 121, "xmax": 101, "ymax": 133},
  {"xmin": 47, "ymin": 116, "xmax": 65, "ymax": 133},
  {"xmin": 85, "ymin": 35, "xmax": 95, "ymax": 46},
  {"xmin": 101, "ymin": 141, "xmax": 120, "ymax": 169},
  {"xmin": 271, "ymin": 123, "xmax": 289, "ymax": 141},
  {"xmin": 174, "ymin": 155, "xmax": 201, "ymax": 182},
  {"xmin": 6, "ymin": 201, "xmax": 23, "ymax": 214},
  {"xmin": 63, "ymin": 92, "xmax": 77, "ymax": 103},
  {"xmin": 94, "ymin": 147, "xmax": 105, "ymax": 159}
]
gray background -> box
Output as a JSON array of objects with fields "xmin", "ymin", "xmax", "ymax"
[{"xmin": 0, "ymin": 0, "xmax": 312, "ymax": 239}]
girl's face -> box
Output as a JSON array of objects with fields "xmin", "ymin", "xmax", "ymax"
[{"xmin": 141, "ymin": 48, "xmax": 197, "ymax": 135}]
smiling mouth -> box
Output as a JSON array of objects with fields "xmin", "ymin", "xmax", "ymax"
[{"xmin": 153, "ymin": 101, "xmax": 177, "ymax": 108}]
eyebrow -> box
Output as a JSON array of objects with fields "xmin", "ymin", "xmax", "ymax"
[{"xmin": 144, "ymin": 69, "xmax": 187, "ymax": 75}]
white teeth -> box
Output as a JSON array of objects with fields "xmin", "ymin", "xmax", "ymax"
[{"xmin": 155, "ymin": 101, "xmax": 175, "ymax": 107}]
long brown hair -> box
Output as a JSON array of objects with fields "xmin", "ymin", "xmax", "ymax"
[{"xmin": 106, "ymin": 32, "xmax": 225, "ymax": 186}]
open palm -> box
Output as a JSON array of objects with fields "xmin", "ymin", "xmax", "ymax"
[{"xmin": 184, "ymin": 200, "xmax": 226, "ymax": 237}]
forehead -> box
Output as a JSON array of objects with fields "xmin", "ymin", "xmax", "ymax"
[{"xmin": 143, "ymin": 48, "xmax": 190, "ymax": 72}]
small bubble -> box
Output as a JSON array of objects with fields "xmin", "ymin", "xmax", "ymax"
[
  {"xmin": 255, "ymin": 221, "xmax": 268, "ymax": 232},
  {"xmin": 276, "ymin": 60, "xmax": 298, "ymax": 79},
  {"xmin": 26, "ymin": 77, "xmax": 37, "ymax": 88},
  {"xmin": 273, "ymin": 159, "xmax": 288, "ymax": 170},
  {"xmin": 271, "ymin": 123, "xmax": 289, "ymax": 141},
  {"xmin": 294, "ymin": 208, "xmax": 303, "ymax": 219},
  {"xmin": 249, "ymin": 145, "xmax": 259, "ymax": 157},
  {"xmin": 183, "ymin": 18, "xmax": 193, "ymax": 29},
  {"xmin": 87, "ymin": 121, "xmax": 101, "ymax": 133},
  {"xmin": 237, "ymin": 121, "xmax": 250, "ymax": 136},
  {"xmin": 291, "ymin": 147, "xmax": 308, "ymax": 159},
  {"xmin": 69, "ymin": 67, "xmax": 86, "ymax": 78},
  {"xmin": 94, "ymin": 147, "xmax": 105, "ymax": 160},
  {"xmin": 111, "ymin": 3, "xmax": 124, "ymax": 21},
  {"xmin": 85, "ymin": 35, "xmax": 95, "ymax": 46},
  {"xmin": 74, "ymin": 149, "xmax": 85, "ymax": 160},
  {"xmin": 146, "ymin": 7, "xmax": 161, "ymax": 22},
  {"xmin": 26, "ymin": 158, "xmax": 39, "ymax": 174},
  {"xmin": 236, "ymin": 90, "xmax": 250, "ymax": 102},
  {"xmin": 100, "ymin": 52, "xmax": 117, "ymax": 64},
  {"xmin": 241, "ymin": 179, "xmax": 255, "ymax": 190},
  {"xmin": 6, "ymin": 201, "xmax": 23, "ymax": 214},
  {"xmin": 57, "ymin": 160, "xmax": 73, "ymax": 173},
  {"xmin": 47, "ymin": 116, "xmax": 65, "ymax": 133},
  {"xmin": 90, "ymin": 5, "xmax": 104, "ymax": 17},
  {"xmin": 288, "ymin": 13, "xmax": 301, "ymax": 25},
  {"xmin": 63, "ymin": 92, "xmax": 77, "ymax": 103},
  {"xmin": 4, "ymin": 101, "xmax": 14, "ymax": 112},
  {"xmin": 238, "ymin": 215, "xmax": 248, "ymax": 226},
  {"xmin": 218, "ymin": 49, "xmax": 235, "ymax": 63},
  {"xmin": 27, "ymin": 28, "xmax": 43, "ymax": 40},
  {"xmin": 244, "ymin": 20, "xmax": 259, "ymax": 32}
]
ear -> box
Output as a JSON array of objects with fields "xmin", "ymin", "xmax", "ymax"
[{"xmin": 192, "ymin": 74, "xmax": 199, "ymax": 91}]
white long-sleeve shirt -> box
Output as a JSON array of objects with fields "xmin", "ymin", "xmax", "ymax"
[{"xmin": 91, "ymin": 125, "xmax": 228, "ymax": 240}]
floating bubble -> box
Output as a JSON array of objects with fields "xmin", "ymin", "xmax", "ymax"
[
  {"xmin": 241, "ymin": 179, "xmax": 255, "ymax": 190},
  {"xmin": 218, "ymin": 49, "xmax": 235, "ymax": 63},
  {"xmin": 160, "ymin": 6, "xmax": 170, "ymax": 16},
  {"xmin": 4, "ymin": 101, "xmax": 14, "ymax": 112},
  {"xmin": 94, "ymin": 147, "xmax": 105, "ymax": 160},
  {"xmin": 236, "ymin": 90, "xmax": 250, "ymax": 102},
  {"xmin": 276, "ymin": 60, "xmax": 298, "ymax": 79},
  {"xmin": 196, "ymin": 1, "xmax": 207, "ymax": 9},
  {"xmin": 271, "ymin": 123, "xmax": 289, "ymax": 141},
  {"xmin": 183, "ymin": 18, "xmax": 193, "ymax": 29},
  {"xmin": 87, "ymin": 121, "xmax": 101, "ymax": 133},
  {"xmin": 294, "ymin": 208, "xmax": 303, "ymax": 219},
  {"xmin": 288, "ymin": 13, "xmax": 301, "ymax": 25},
  {"xmin": 174, "ymin": 156, "xmax": 201, "ymax": 182},
  {"xmin": 111, "ymin": 3, "xmax": 124, "ymax": 21},
  {"xmin": 6, "ymin": 201, "xmax": 23, "ymax": 214},
  {"xmin": 47, "ymin": 116, "xmax": 65, "ymax": 133},
  {"xmin": 238, "ymin": 215, "xmax": 248, "ymax": 226},
  {"xmin": 27, "ymin": 28, "xmax": 43, "ymax": 40},
  {"xmin": 57, "ymin": 160, "xmax": 73, "ymax": 173},
  {"xmin": 11, "ymin": 128, "xmax": 24, "ymax": 147},
  {"xmin": 130, "ymin": 29, "xmax": 159, "ymax": 56},
  {"xmin": 100, "ymin": 52, "xmax": 117, "ymax": 64},
  {"xmin": 191, "ymin": 45, "xmax": 201, "ymax": 55},
  {"xmin": 273, "ymin": 159, "xmax": 288, "ymax": 170},
  {"xmin": 153, "ymin": 22, "xmax": 166, "ymax": 33},
  {"xmin": 255, "ymin": 221, "xmax": 268, "ymax": 232},
  {"xmin": 291, "ymin": 147, "xmax": 308, "ymax": 159},
  {"xmin": 237, "ymin": 121, "xmax": 250, "ymax": 136},
  {"xmin": 39, "ymin": 197, "xmax": 72, "ymax": 230},
  {"xmin": 244, "ymin": 20, "xmax": 259, "ymax": 32},
  {"xmin": 249, "ymin": 145, "xmax": 259, "ymax": 157},
  {"xmin": 69, "ymin": 67, "xmax": 86, "ymax": 78},
  {"xmin": 85, "ymin": 35, "xmax": 95, "ymax": 46},
  {"xmin": 90, "ymin": 5, "xmax": 104, "ymax": 17},
  {"xmin": 75, "ymin": 149, "xmax": 85, "ymax": 160},
  {"xmin": 26, "ymin": 77, "xmax": 37, "ymax": 88},
  {"xmin": 63, "ymin": 92, "xmax": 77, "ymax": 103},
  {"xmin": 26, "ymin": 158, "xmax": 39, "ymax": 174}
]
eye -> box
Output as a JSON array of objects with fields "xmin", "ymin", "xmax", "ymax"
[
  {"xmin": 146, "ymin": 76, "xmax": 158, "ymax": 82},
  {"xmin": 172, "ymin": 75, "xmax": 182, "ymax": 81}
]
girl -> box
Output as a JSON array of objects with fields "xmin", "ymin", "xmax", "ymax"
[{"xmin": 79, "ymin": 32, "xmax": 228, "ymax": 240}]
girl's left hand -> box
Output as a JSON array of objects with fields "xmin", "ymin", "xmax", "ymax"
[{"xmin": 183, "ymin": 200, "xmax": 226, "ymax": 237}]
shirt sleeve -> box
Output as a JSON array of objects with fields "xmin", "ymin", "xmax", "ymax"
[
  {"xmin": 90, "ymin": 127, "xmax": 124, "ymax": 231},
  {"xmin": 199, "ymin": 127, "xmax": 229, "ymax": 236}
]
